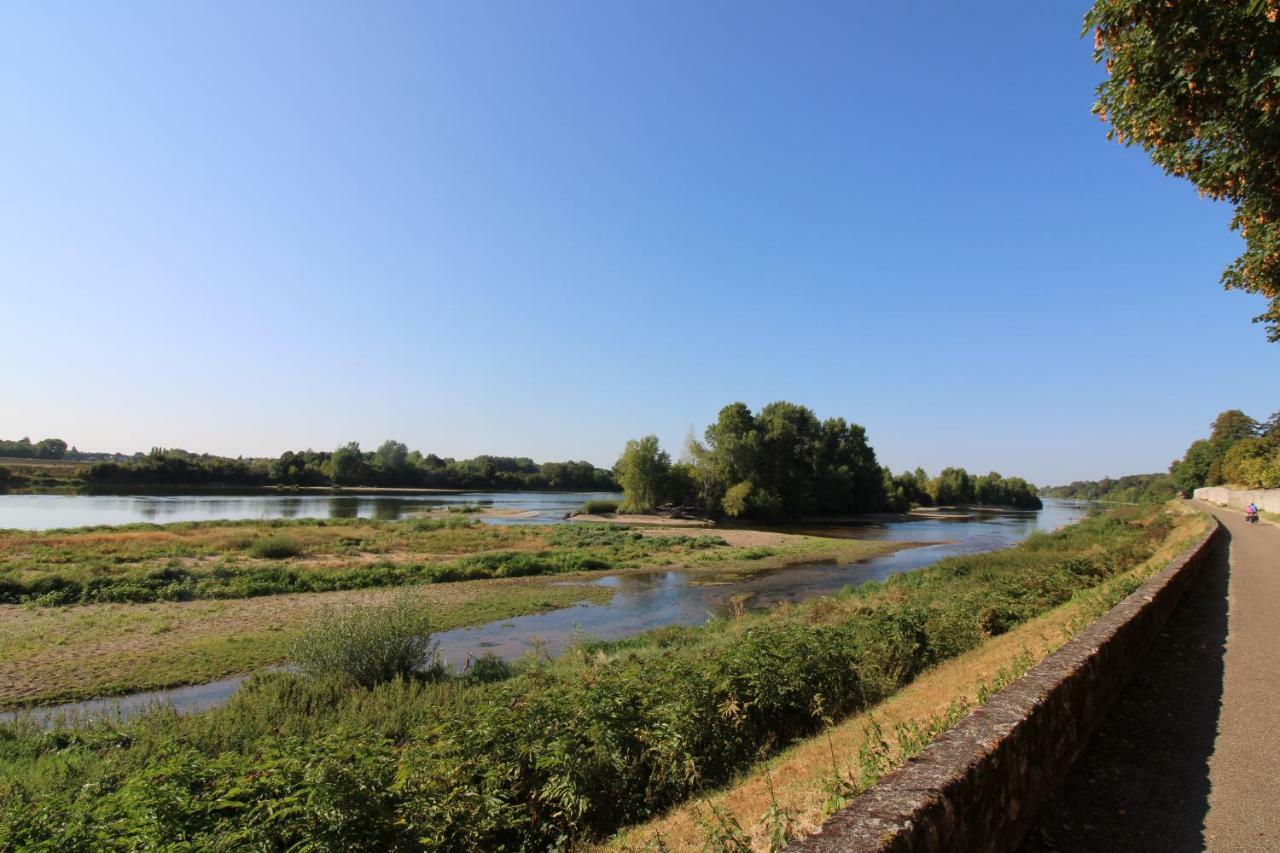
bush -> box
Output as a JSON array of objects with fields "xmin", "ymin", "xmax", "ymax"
[
  {"xmin": 404, "ymin": 515, "xmax": 476, "ymax": 532},
  {"xmin": 290, "ymin": 593, "xmax": 442, "ymax": 688},
  {"xmin": 466, "ymin": 653, "xmax": 515, "ymax": 684},
  {"xmin": 249, "ymin": 536, "xmax": 303, "ymax": 559},
  {"xmin": 579, "ymin": 499, "xmax": 619, "ymax": 515}
]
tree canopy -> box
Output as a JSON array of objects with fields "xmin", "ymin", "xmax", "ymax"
[
  {"xmin": 1041, "ymin": 473, "xmax": 1179, "ymax": 503},
  {"xmin": 0, "ymin": 437, "xmax": 68, "ymax": 460},
  {"xmin": 1169, "ymin": 407, "xmax": 1280, "ymax": 491},
  {"xmin": 614, "ymin": 435, "xmax": 671, "ymax": 514},
  {"xmin": 78, "ymin": 443, "xmax": 617, "ymax": 491},
  {"xmin": 615, "ymin": 401, "xmax": 1041, "ymax": 519},
  {"xmin": 1085, "ymin": 0, "xmax": 1280, "ymax": 340}
]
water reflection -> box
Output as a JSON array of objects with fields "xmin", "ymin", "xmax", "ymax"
[
  {"xmin": 430, "ymin": 501, "xmax": 1088, "ymax": 667},
  {"xmin": 0, "ymin": 491, "xmax": 624, "ymax": 531}
]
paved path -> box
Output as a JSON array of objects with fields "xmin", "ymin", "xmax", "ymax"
[{"xmin": 1022, "ymin": 503, "xmax": 1280, "ymax": 852}]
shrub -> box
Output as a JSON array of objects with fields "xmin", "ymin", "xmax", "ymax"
[
  {"xmin": 249, "ymin": 536, "xmax": 303, "ymax": 559},
  {"xmin": 465, "ymin": 653, "xmax": 515, "ymax": 684},
  {"xmin": 290, "ymin": 593, "xmax": 442, "ymax": 688},
  {"xmin": 579, "ymin": 499, "xmax": 620, "ymax": 515},
  {"xmin": 404, "ymin": 515, "xmax": 476, "ymax": 532}
]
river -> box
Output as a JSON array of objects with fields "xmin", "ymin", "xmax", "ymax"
[
  {"xmin": 0, "ymin": 500, "xmax": 1091, "ymax": 727},
  {"xmin": 0, "ymin": 490, "xmax": 623, "ymax": 530}
]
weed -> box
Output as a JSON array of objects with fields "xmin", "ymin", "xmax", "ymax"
[
  {"xmin": 248, "ymin": 536, "xmax": 303, "ymax": 559},
  {"xmin": 290, "ymin": 592, "xmax": 442, "ymax": 688}
]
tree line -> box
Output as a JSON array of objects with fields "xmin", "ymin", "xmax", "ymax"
[
  {"xmin": 1041, "ymin": 473, "xmax": 1180, "ymax": 504},
  {"xmin": 68, "ymin": 442, "xmax": 615, "ymax": 491},
  {"xmin": 1049, "ymin": 409, "xmax": 1280, "ymax": 502},
  {"xmin": 1168, "ymin": 409, "xmax": 1280, "ymax": 493},
  {"xmin": 0, "ymin": 437, "xmax": 69, "ymax": 460},
  {"xmin": 613, "ymin": 401, "xmax": 1041, "ymax": 519}
]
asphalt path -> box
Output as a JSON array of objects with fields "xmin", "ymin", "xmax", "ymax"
[{"xmin": 1022, "ymin": 503, "xmax": 1279, "ymax": 852}]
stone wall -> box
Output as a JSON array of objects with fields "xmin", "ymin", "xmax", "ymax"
[
  {"xmin": 787, "ymin": 520, "xmax": 1223, "ymax": 853},
  {"xmin": 1193, "ymin": 486, "xmax": 1280, "ymax": 513}
]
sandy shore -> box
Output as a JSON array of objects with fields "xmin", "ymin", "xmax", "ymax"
[{"xmin": 572, "ymin": 512, "xmax": 713, "ymax": 528}]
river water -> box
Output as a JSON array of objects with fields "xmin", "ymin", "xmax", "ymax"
[
  {"xmin": 1, "ymin": 500, "xmax": 1090, "ymax": 727},
  {"xmin": 0, "ymin": 490, "xmax": 623, "ymax": 530}
]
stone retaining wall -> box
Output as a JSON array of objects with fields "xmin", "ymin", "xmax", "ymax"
[
  {"xmin": 1193, "ymin": 486, "xmax": 1280, "ymax": 514},
  {"xmin": 787, "ymin": 519, "xmax": 1223, "ymax": 853}
]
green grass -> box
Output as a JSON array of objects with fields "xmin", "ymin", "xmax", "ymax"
[
  {"xmin": 247, "ymin": 535, "xmax": 303, "ymax": 559},
  {"xmin": 0, "ymin": 506, "xmax": 1185, "ymax": 850},
  {"xmin": 0, "ymin": 581, "xmax": 615, "ymax": 708},
  {"xmin": 0, "ymin": 519, "xmax": 896, "ymax": 606},
  {"xmin": 579, "ymin": 498, "xmax": 620, "ymax": 514},
  {"xmin": 290, "ymin": 592, "xmax": 443, "ymax": 688}
]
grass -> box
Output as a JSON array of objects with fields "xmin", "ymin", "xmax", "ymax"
[
  {"xmin": 0, "ymin": 578, "xmax": 614, "ymax": 708},
  {"xmin": 580, "ymin": 499, "xmax": 621, "ymax": 514},
  {"xmin": 291, "ymin": 591, "xmax": 443, "ymax": 688},
  {"xmin": 0, "ymin": 505, "xmax": 1196, "ymax": 849},
  {"xmin": 606, "ymin": 502, "xmax": 1211, "ymax": 849},
  {"xmin": 0, "ymin": 518, "xmax": 904, "ymax": 605},
  {"xmin": 0, "ymin": 524, "xmax": 901, "ymax": 708},
  {"xmin": 247, "ymin": 535, "xmax": 303, "ymax": 559}
]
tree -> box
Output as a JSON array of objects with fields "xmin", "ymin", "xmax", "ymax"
[
  {"xmin": 1210, "ymin": 410, "xmax": 1259, "ymax": 442},
  {"xmin": 722, "ymin": 481, "xmax": 753, "ymax": 517},
  {"xmin": 1085, "ymin": 1, "xmax": 1280, "ymax": 340},
  {"xmin": 615, "ymin": 435, "xmax": 671, "ymax": 514},
  {"xmin": 327, "ymin": 442, "xmax": 369, "ymax": 486},
  {"xmin": 34, "ymin": 438, "xmax": 67, "ymax": 459},
  {"xmin": 1171, "ymin": 438, "xmax": 1225, "ymax": 494},
  {"xmin": 1220, "ymin": 435, "xmax": 1280, "ymax": 488},
  {"xmin": 374, "ymin": 440, "xmax": 409, "ymax": 480},
  {"xmin": 930, "ymin": 467, "xmax": 974, "ymax": 506}
]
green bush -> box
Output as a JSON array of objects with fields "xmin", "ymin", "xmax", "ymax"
[
  {"xmin": 404, "ymin": 515, "xmax": 477, "ymax": 531},
  {"xmin": 290, "ymin": 593, "xmax": 442, "ymax": 688},
  {"xmin": 465, "ymin": 653, "xmax": 515, "ymax": 684},
  {"xmin": 248, "ymin": 536, "xmax": 303, "ymax": 560},
  {"xmin": 579, "ymin": 499, "xmax": 620, "ymax": 515}
]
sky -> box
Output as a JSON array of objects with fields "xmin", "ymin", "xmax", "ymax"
[{"xmin": 1, "ymin": 1, "xmax": 1276, "ymax": 485}]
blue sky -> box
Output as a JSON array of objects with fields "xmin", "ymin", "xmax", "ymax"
[{"xmin": 1, "ymin": 1, "xmax": 1275, "ymax": 485}]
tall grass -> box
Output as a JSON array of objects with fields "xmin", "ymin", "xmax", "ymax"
[
  {"xmin": 0, "ymin": 508, "xmax": 1182, "ymax": 850},
  {"xmin": 291, "ymin": 593, "xmax": 442, "ymax": 688},
  {"xmin": 248, "ymin": 535, "xmax": 303, "ymax": 559}
]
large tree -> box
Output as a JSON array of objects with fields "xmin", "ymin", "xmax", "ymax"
[
  {"xmin": 614, "ymin": 435, "xmax": 671, "ymax": 514},
  {"xmin": 1085, "ymin": 1, "xmax": 1280, "ymax": 340}
]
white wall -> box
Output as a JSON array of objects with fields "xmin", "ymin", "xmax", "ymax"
[{"xmin": 1194, "ymin": 486, "xmax": 1280, "ymax": 513}]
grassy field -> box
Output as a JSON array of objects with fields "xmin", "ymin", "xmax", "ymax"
[
  {"xmin": 0, "ymin": 519, "xmax": 903, "ymax": 707},
  {"xmin": 0, "ymin": 578, "xmax": 614, "ymax": 709},
  {"xmin": 0, "ymin": 517, "xmax": 904, "ymax": 605},
  {"xmin": 0, "ymin": 505, "xmax": 1198, "ymax": 850}
]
